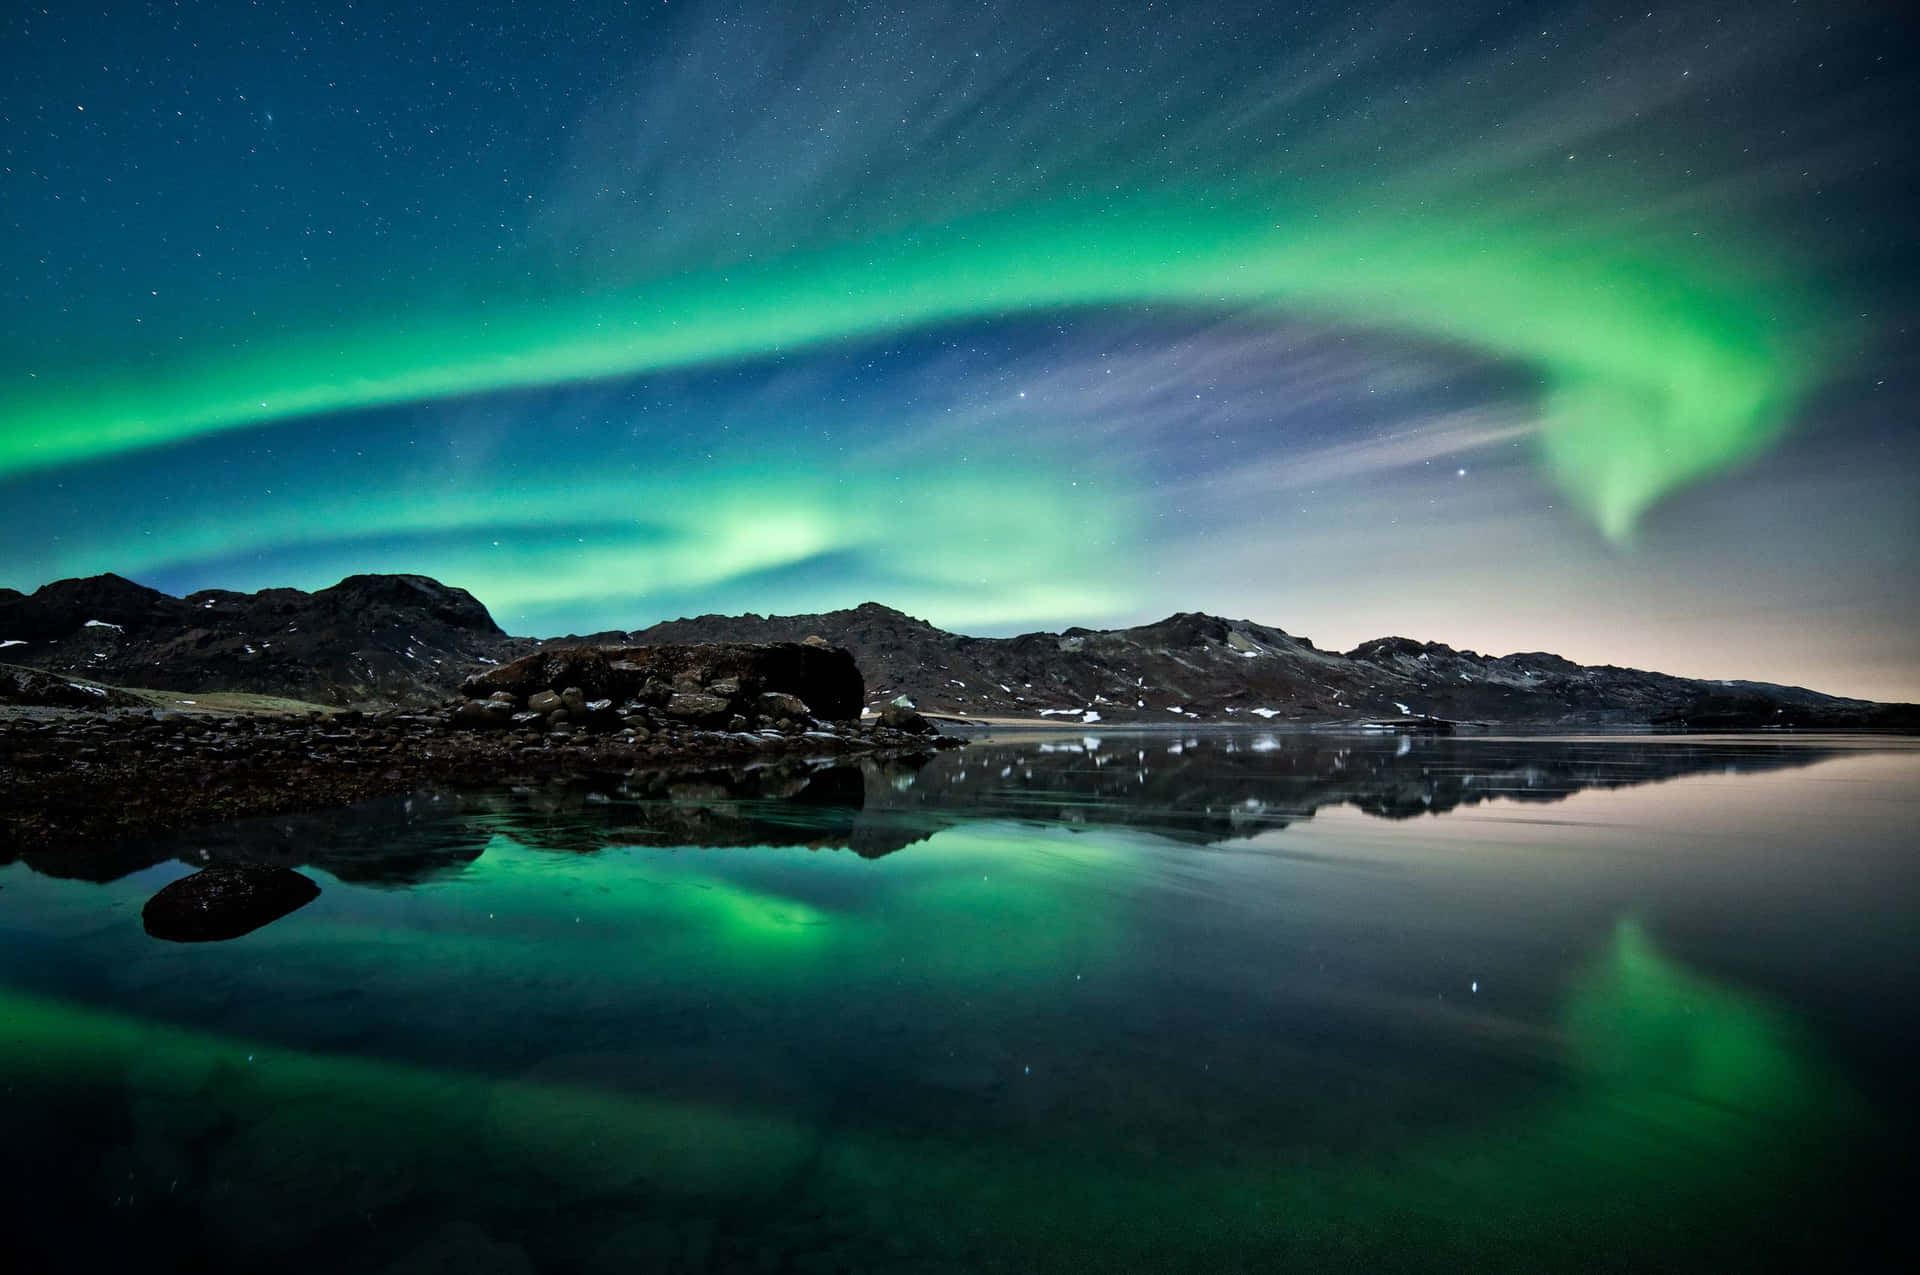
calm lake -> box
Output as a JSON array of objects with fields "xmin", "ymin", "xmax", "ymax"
[{"xmin": 3, "ymin": 731, "xmax": 1915, "ymax": 1272}]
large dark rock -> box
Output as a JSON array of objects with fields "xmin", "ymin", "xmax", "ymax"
[
  {"xmin": 141, "ymin": 865, "xmax": 321, "ymax": 942},
  {"xmin": 463, "ymin": 642, "xmax": 864, "ymax": 722}
]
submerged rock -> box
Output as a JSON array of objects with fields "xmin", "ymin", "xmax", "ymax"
[{"xmin": 142, "ymin": 864, "xmax": 321, "ymax": 942}]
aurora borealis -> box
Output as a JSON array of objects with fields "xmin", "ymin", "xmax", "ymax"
[{"xmin": 4, "ymin": 1, "xmax": 1916, "ymax": 695}]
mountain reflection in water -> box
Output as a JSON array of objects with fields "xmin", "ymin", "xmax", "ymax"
[
  {"xmin": 0, "ymin": 732, "xmax": 1912, "ymax": 1273},
  {"xmin": 3, "ymin": 731, "xmax": 1847, "ymax": 888}
]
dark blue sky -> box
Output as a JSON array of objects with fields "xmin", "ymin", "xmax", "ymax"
[{"xmin": 2, "ymin": 1, "xmax": 1915, "ymax": 697}]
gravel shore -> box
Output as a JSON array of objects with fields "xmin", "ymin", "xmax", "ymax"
[{"xmin": 0, "ymin": 706, "xmax": 956, "ymax": 854}]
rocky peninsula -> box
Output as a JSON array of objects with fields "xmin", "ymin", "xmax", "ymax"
[{"xmin": 1, "ymin": 638, "xmax": 952, "ymax": 855}]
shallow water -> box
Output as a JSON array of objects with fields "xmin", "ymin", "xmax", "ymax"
[{"xmin": 3, "ymin": 731, "xmax": 1916, "ymax": 1272}]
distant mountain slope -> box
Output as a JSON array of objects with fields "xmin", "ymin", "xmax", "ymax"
[
  {"xmin": 621, "ymin": 603, "xmax": 1914, "ymax": 728},
  {"xmin": 4, "ymin": 576, "xmax": 1913, "ymax": 725},
  {"xmin": 0, "ymin": 573, "xmax": 528, "ymax": 705}
]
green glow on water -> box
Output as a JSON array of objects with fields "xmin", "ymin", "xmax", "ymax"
[
  {"xmin": 266, "ymin": 824, "xmax": 1131, "ymax": 993},
  {"xmin": 0, "ymin": 900, "xmax": 1848, "ymax": 1269}
]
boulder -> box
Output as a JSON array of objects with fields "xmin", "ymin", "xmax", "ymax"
[
  {"xmin": 462, "ymin": 642, "xmax": 864, "ymax": 721},
  {"xmin": 527, "ymin": 690, "xmax": 563, "ymax": 714},
  {"xmin": 665, "ymin": 692, "xmax": 731, "ymax": 723},
  {"xmin": 452, "ymin": 699, "xmax": 513, "ymax": 730},
  {"xmin": 876, "ymin": 703, "xmax": 934, "ymax": 734},
  {"xmin": 757, "ymin": 691, "xmax": 811, "ymax": 720},
  {"xmin": 142, "ymin": 865, "xmax": 321, "ymax": 942}
]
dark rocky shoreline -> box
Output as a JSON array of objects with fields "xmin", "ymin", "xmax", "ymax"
[
  {"xmin": 0, "ymin": 704, "xmax": 958, "ymax": 857},
  {"xmin": 1, "ymin": 635, "xmax": 963, "ymax": 859},
  {"xmin": 6, "ymin": 576, "xmax": 1912, "ymax": 864}
]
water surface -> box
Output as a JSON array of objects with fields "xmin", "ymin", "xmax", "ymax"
[{"xmin": 3, "ymin": 732, "xmax": 1915, "ymax": 1272}]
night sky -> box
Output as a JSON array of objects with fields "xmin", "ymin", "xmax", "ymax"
[{"xmin": 3, "ymin": 1, "xmax": 1915, "ymax": 698}]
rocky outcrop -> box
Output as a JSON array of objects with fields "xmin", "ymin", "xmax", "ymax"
[
  {"xmin": 458, "ymin": 642, "xmax": 864, "ymax": 729},
  {"xmin": 141, "ymin": 864, "xmax": 321, "ymax": 941}
]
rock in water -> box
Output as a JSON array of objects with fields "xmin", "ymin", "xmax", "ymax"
[{"xmin": 142, "ymin": 865, "xmax": 321, "ymax": 942}]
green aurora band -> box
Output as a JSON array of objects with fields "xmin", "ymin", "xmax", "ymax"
[{"xmin": 1, "ymin": 196, "xmax": 1822, "ymax": 541}]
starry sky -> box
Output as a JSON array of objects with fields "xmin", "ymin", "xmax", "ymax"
[{"xmin": 2, "ymin": 1, "xmax": 1915, "ymax": 698}]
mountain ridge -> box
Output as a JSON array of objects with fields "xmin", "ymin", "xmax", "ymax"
[{"xmin": 3, "ymin": 574, "xmax": 1912, "ymax": 727}]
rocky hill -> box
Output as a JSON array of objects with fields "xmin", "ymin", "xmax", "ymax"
[
  {"xmin": 0, "ymin": 573, "xmax": 528, "ymax": 706},
  {"xmin": 4, "ymin": 575, "xmax": 1913, "ymax": 726}
]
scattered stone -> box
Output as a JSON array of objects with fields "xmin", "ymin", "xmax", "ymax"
[
  {"xmin": 452, "ymin": 700, "xmax": 512, "ymax": 730},
  {"xmin": 527, "ymin": 690, "xmax": 563, "ymax": 714}
]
